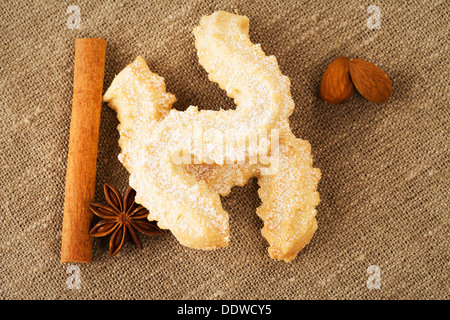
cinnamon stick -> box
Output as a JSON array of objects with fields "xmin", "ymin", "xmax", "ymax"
[{"xmin": 61, "ymin": 38, "xmax": 107, "ymax": 263}]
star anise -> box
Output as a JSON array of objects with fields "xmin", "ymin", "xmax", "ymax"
[{"xmin": 89, "ymin": 184, "xmax": 163, "ymax": 256}]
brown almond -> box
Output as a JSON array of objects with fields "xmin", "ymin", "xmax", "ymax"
[
  {"xmin": 319, "ymin": 56, "xmax": 354, "ymax": 104},
  {"xmin": 349, "ymin": 58, "xmax": 392, "ymax": 103}
]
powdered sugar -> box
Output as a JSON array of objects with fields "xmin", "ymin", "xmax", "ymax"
[{"xmin": 103, "ymin": 12, "xmax": 320, "ymax": 260}]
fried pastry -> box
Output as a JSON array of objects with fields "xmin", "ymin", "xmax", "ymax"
[
  {"xmin": 192, "ymin": 11, "xmax": 295, "ymax": 164},
  {"xmin": 103, "ymin": 11, "xmax": 321, "ymax": 261},
  {"xmin": 185, "ymin": 122, "xmax": 321, "ymax": 262},
  {"xmin": 256, "ymin": 125, "xmax": 320, "ymax": 262},
  {"xmin": 104, "ymin": 57, "xmax": 229, "ymax": 249}
]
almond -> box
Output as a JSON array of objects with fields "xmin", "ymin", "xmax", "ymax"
[
  {"xmin": 319, "ymin": 56, "xmax": 354, "ymax": 104},
  {"xmin": 349, "ymin": 58, "xmax": 392, "ymax": 103}
]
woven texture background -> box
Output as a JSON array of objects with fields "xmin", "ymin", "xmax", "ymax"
[{"xmin": 0, "ymin": 0, "xmax": 448, "ymax": 300}]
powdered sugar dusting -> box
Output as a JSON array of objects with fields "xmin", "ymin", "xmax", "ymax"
[{"xmin": 103, "ymin": 12, "xmax": 320, "ymax": 260}]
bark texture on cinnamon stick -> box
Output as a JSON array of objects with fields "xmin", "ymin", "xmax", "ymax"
[{"xmin": 61, "ymin": 38, "xmax": 107, "ymax": 263}]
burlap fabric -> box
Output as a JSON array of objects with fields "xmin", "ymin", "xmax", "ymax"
[{"xmin": 0, "ymin": 0, "xmax": 448, "ymax": 300}]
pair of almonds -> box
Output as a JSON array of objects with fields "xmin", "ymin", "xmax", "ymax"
[{"xmin": 320, "ymin": 56, "xmax": 392, "ymax": 104}]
